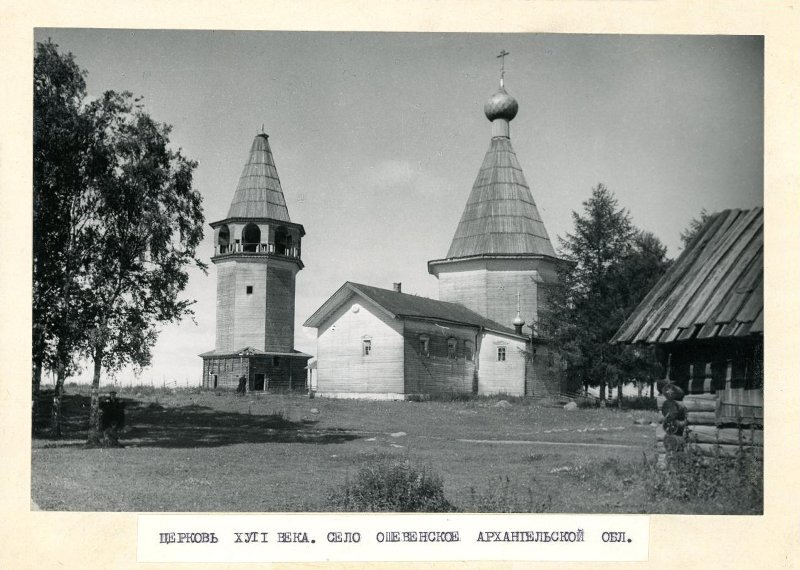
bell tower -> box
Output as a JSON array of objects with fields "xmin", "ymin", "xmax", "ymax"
[{"xmin": 200, "ymin": 132, "xmax": 310, "ymax": 391}]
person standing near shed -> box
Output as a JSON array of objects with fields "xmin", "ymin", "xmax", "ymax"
[{"xmin": 236, "ymin": 375, "xmax": 247, "ymax": 395}]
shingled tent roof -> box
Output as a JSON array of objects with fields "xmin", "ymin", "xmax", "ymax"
[
  {"xmin": 612, "ymin": 207, "xmax": 763, "ymax": 345},
  {"xmin": 445, "ymin": 136, "xmax": 556, "ymax": 259},
  {"xmin": 226, "ymin": 133, "xmax": 291, "ymax": 221},
  {"xmin": 303, "ymin": 282, "xmax": 523, "ymax": 337}
]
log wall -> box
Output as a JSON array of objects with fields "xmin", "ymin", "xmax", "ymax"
[{"xmin": 402, "ymin": 320, "xmax": 477, "ymax": 395}]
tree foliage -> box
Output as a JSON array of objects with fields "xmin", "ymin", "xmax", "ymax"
[
  {"xmin": 33, "ymin": 40, "xmax": 206, "ymax": 438},
  {"xmin": 679, "ymin": 209, "xmax": 712, "ymax": 249},
  {"xmin": 541, "ymin": 184, "xmax": 671, "ymax": 400}
]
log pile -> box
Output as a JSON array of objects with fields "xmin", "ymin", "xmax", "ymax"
[{"xmin": 655, "ymin": 385, "xmax": 763, "ymax": 464}]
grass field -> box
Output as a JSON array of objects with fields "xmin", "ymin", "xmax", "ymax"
[{"xmin": 31, "ymin": 386, "xmax": 760, "ymax": 514}]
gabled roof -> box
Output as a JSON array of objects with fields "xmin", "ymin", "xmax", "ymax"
[
  {"xmin": 224, "ymin": 133, "xmax": 292, "ymax": 221},
  {"xmin": 612, "ymin": 207, "xmax": 763, "ymax": 345},
  {"xmin": 445, "ymin": 137, "xmax": 556, "ymax": 259},
  {"xmin": 303, "ymin": 282, "xmax": 524, "ymax": 337}
]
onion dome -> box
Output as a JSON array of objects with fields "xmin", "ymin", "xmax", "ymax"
[
  {"xmin": 484, "ymin": 87, "xmax": 518, "ymax": 122},
  {"xmin": 513, "ymin": 312, "xmax": 525, "ymax": 327}
]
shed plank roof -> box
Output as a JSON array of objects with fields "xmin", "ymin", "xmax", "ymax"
[{"xmin": 611, "ymin": 207, "xmax": 763, "ymax": 345}]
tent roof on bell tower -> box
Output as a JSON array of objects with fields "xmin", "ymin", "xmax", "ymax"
[{"xmin": 226, "ymin": 133, "xmax": 292, "ymax": 221}]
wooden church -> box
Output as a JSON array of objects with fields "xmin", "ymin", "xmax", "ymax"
[
  {"xmin": 304, "ymin": 72, "xmax": 563, "ymax": 399},
  {"xmin": 200, "ymin": 132, "xmax": 311, "ymax": 391}
]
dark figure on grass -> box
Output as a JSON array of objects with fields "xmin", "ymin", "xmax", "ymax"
[
  {"xmin": 236, "ymin": 375, "xmax": 247, "ymax": 395},
  {"xmin": 99, "ymin": 390, "xmax": 126, "ymax": 447}
]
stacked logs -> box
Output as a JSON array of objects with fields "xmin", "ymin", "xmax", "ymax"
[
  {"xmin": 655, "ymin": 382, "xmax": 687, "ymax": 462},
  {"xmin": 655, "ymin": 384, "xmax": 763, "ymax": 462}
]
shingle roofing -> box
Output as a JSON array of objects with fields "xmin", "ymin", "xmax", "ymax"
[
  {"xmin": 445, "ymin": 137, "xmax": 556, "ymax": 259},
  {"xmin": 198, "ymin": 346, "xmax": 312, "ymax": 358},
  {"xmin": 303, "ymin": 282, "xmax": 523, "ymax": 337},
  {"xmin": 612, "ymin": 207, "xmax": 763, "ymax": 345},
  {"xmin": 225, "ymin": 133, "xmax": 292, "ymax": 221}
]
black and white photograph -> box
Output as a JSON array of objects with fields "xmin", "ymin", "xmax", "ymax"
[
  {"xmin": 3, "ymin": 3, "xmax": 799, "ymax": 565},
  {"xmin": 29, "ymin": 29, "xmax": 767, "ymax": 512},
  {"xmin": 29, "ymin": 29, "xmax": 765, "ymax": 515}
]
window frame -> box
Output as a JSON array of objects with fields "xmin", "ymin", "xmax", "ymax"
[
  {"xmin": 419, "ymin": 335, "xmax": 430, "ymax": 357},
  {"xmin": 497, "ymin": 346, "xmax": 506, "ymax": 362},
  {"xmin": 447, "ymin": 337, "xmax": 458, "ymax": 359},
  {"xmin": 464, "ymin": 340, "xmax": 474, "ymax": 362},
  {"xmin": 362, "ymin": 339, "xmax": 372, "ymax": 357}
]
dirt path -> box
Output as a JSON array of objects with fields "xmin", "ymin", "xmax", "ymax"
[{"xmin": 455, "ymin": 438, "xmax": 638, "ymax": 449}]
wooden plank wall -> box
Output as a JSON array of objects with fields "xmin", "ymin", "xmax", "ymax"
[
  {"xmin": 232, "ymin": 260, "xmax": 268, "ymax": 350},
  {"xmin": 214, "ymin": 262, "xmax": 237, "ymax": 350},
  {"xmin": 247, "ymin": 356, "xmax": 308, "ymax": 391},
  {"xmin": 478, "ymin": 332, "xmax": 527, "ymax": 396},
  {"xmin": 402, "ymin": 320, "xmax": 477, "ymax": 395},
  {"xmin": 316, "ymin": 298, "xmax": 405, "ymax": 395},
  {"xmin": 526, "ymin": 344, "xmax": 560, "ymax": 397},
  {"xmin": 214, "ymin": 258, "xmax": 298, "ymax": 353},
  {"xmin": 264, "ymin": 263, "xmax": 296, "ymax": 352},
  {"xmin": 438, "ymin": 267, "xmax": 545, "ymax": 332},
  {"xmin": 202, "ymin": 356, "xmax": 246, "ymax": 389},
  {"xmin": 438, "ymin": 269, "xmax": 489, "ymax": 318}
]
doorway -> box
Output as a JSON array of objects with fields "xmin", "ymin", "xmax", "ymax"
[{"xmin": 253, "ymin": 373, "xmax": 266, "ymax": 391}]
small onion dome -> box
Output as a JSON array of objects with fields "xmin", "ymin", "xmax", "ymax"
[
  {"xmin": 513, "ymin": 312, "xmax": 525, "ymax": 327},
  {"xmin": 484, "ymin": 87, "xmax": 518, "ymax": 122}
]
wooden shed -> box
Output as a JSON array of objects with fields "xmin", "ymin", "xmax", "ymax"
[{"xmin": 611, "ymin": 208, "xmax": 763, "ymax": 457}]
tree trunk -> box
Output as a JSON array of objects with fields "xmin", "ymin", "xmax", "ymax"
[
  {"xmin": 87, "ymin": 347, "xmax": 104, "ymax": 446},
  {"xmin": 649, "ymin": 381, "xmax": 655, "ymax": 398},
  {"xmin": 51, "ymin": 362, "xmax": 66, "ymax": 437},
  {"xmin": 32, "ymin": 358, "xmax": 43, "ymax": 435},
  {"xmin": 637, "ymin": 381, "xmax": 643, "ymax": 398},
  {"xmin": 617, "ymin": 382, "xmax": 623, "ymax": 409},
  {"xmin": 599, "ymin": 380, "xmax": 606, "ymax": 406}
]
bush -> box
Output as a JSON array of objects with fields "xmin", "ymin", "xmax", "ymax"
[
  {"xmin": 462, "ymin": 476, "xmax": 553, "ymax": 513},
  {"xmin": 328, "ymin": 456, "xmax": 454, "ymax": 512},
  {"xmin": 646, "ymin": 446, "xmax": 762, "ymax": 513},
  {"xmin": 621, "ymin": 396, "xmax": 658, "ymax": 410}
]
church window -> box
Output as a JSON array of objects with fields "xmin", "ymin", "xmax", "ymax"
[
  {"xmin": 497, "ymin": 346, "xmax": 506, "ymax": 361},
  {"xmin": 246, "ymin": 285, "xmax": 253, "ymax": 294},
  {"xmin": 464, "ymin": 341, "xmax": 474, "ymax": 361},
  {"xmin": 447, "ymin": 338, "xmax": 457, "ymax": 359},
  {"xmin": 363, "ymin": 339, "xmax": 372, "ymax": 356},
  {"xmin": 419, "ymin": 335, "xmax": 430, "ymax": 357}
]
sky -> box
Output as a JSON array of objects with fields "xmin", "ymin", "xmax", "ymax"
[{"xmin": 33, "ymin": 30, "xmax": 764, "ymax": 387}]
